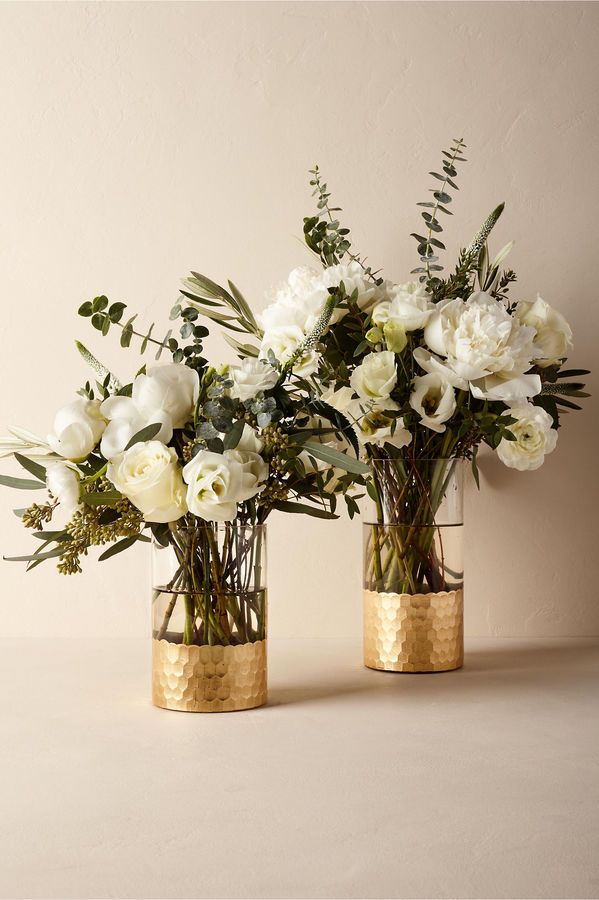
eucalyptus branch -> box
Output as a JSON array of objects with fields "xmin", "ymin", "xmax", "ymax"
[{"xmin": 411, "ymin": 138, "xmax": 467, "ymax": 286}]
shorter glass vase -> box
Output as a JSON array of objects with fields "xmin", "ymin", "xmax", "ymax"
[
  {"xmin": 363, "ymin": 458, "xmax": 464, "ymax": 673},
  {"xmin": 151, "ymin": 523, "xmax": 267, "ymax": 712}
]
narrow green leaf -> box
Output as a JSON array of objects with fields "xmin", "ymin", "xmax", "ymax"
[
  {"xmin": 300, "ymin": 441, "xmax": 369, "ymax": 475},
  {"xmin": 272, "ymin": 500, "xmax": 338, "ymax": 519},
  {"xmin": 98, "ymin": 534, "xmax": 150, "ymax": 561},
  {"xmin": 223, "ymin": 419, "xmax": 245, "ymax": 450},
  {"xmin": 14, "ymin": 453, "xmax": 47, "ymax": 482},
  {"xmin": 0, "ymin": 474, "xmax": 45, "ymax": 490},
  {"xmin": 124, "ymin": 422, "xmax": 162, "ymax": 450}
]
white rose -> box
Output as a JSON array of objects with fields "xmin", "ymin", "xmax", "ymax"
[
  {"xmin": 229, "ymin": 358, "xmax": 279, "ymax": 401},
  {"xmin": 350, "ymin": 351, "xmax": 397, "ymax": 401},
  {"xmin": 107, "ymin": 440, "xmax": 187, "ymax": 523},
  {"xmin": 260, "ymin": 326, "xmax": 320, "ymax": 377},
  {"xmin": 409, "ymin": 373, "xmax": 456, "ymax": 434},
  {"xmin": 132, "ymin": 363, "xmax": 199, "ymax": 429},
  {"xmin": 496, "ymin": 404, "xmax": 558, "ymax": 471},
  {"xmin": 47, "ymin": 398, "xmax": 106, "ymax": 461},
  {"xmin": 372, "ymin": 281, "xmax": 434, "ymax": 332},
  {"xmin": 515, "ymin": 295, "xmax": 573, "ymax": 368},
  {"xmin": 46, "ymin": 461, "xmax": 80, "ymax": 517},
  {"xmin": 100, "ymin": 395, "xmax": 173, "ymax": 460},
  {"xmin": 423, "ymin": 292, "xmax": 541, "ymax": 401},
  {"xmin": 182, "ymin": 449, "xmax": 267, "ymax": 522}
]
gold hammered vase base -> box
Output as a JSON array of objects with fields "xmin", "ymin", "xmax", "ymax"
[
  {"xmin": 363, "ymin": 589, "xmax": 464, "ymax": 673},
  {"xmin": 152, "ymin": 639, "xmax": 267, "ymax": 712}
]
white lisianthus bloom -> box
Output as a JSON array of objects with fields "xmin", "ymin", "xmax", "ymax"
[
  {"xmin": 409, "ymin": 373, "xmax": 456, "ymax": 434},
  {"xmin": 46, "ymin": 461, "xmax": 80, "ymax": 517},
  {"xmin": 229, "ymin": 358, "xmax": 279, "ymax": 401},
  {"xmin": 236, "ymin": 423, "xmax": 264, "ymax": 454},
  {"xmin": 259, "ymin": 326, "xmax": 320, "ymax": 377},
  {"xmin": 423, "ymin": 292, "xmax": 541, "ymax": 401},
  {"xmin": 47, "ymin": 398, "xmax": 106, "ymax": 461},
  {"xmin": 496, "ymin": 404, "xmax": 558, "ymax": 471},
  {"xmin": 100, "ymin": 396, "xmax": 173, "ymax": 460},
  {"xmin": 348, "ymin": 399, "xmax": 412, "ymax": 449},
  {"xmin": 350, "ymin": 351, "xmax": 397, "ymax": 401},
  {"xmin": 515, "ymin": 295, "xmax": 573, "ymax": 368},
  {"xmin": 132, "ymin": 363, "xmax": 199, "ymax": 429},
  {"xmin": 183, "ymin": 449, "xmax": 267, "ymax": 522},
  {"xmin": 372, "ymin": 281, "xmax": 434, "ymax": 332},
  {"xmin": 107, "ymin": 441, "xmax": 187, "ymax": 523}
]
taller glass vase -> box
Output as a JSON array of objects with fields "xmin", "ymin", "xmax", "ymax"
[
  {"xmin": 152, "ymin": 523, "xmax": 267, "ymax": 712},
  {"xmin": 363, "ymin": 458, "xmax": 464, "ymax": 673}
]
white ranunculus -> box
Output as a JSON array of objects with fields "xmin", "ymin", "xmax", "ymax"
[
  {"xmin": 260, "ymin": 325, "xmax": 320, "ymax": 377},
  {"xmin": 372, "ymin": 281, "xmax": 434, "ymax": 332},
  {"xmin": 108, "ymin": 440, "xmax": 187, "ymax": 523},
  {"xmin": 350, "ymin": 351, "xmax": 397, "ymax": 401},
  {"xmin": 132, "ymin": 363, "xmax": 199, "ymax": 429},
  {"xmin": 236, "ymin": 424, "xmax": 264, "ymax": 455},
  {"xmin": 46, "ymin": 461, "xmax": 80, "ymax": 516},
  {"xmin": 47, "ymin": 398, "xmax": 106, "ymax": 461},
  {"xmin": 229, "ymin": 357, "xmax": 279, "ymax": 401},
  {"xmin": 100, "ymin": 396, "xmax": 173, "ymax": 460},
  {"xmin": 183, "ymin": 449, "xmax": 266, "ymax": 522},
  {"xmin": 423, "ymin": 292, "xmax": 541, "ymax": 401},
  {"xmin": 409, "ymin": 373, "xmax": 456, "ymax": 434},
  {"xmin": 515, "ymin": 295, "xmax": 573, "ymax": 368},
  {"xmin": 496, "ymin": 404, "xmax": 558, "ymax": 471},
  {"xmin": 348, "ymin": 399, "xmax": 411, "ymax": 449}
]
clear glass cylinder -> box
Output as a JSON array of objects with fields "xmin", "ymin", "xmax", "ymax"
[
  {"xmin": 152, "ymin": 523, "xmax": 267, "ymax": 647},
  {"xmin": 363, "ymin": 458, "xmax": 464, "ymax": 672},
  {"xmin": 364, "ymin": 457, "xmax": 463, "ymax": 595},
  {"xmin": 151, "ymin": 523, "xmax": 267, "ymax": 712}
]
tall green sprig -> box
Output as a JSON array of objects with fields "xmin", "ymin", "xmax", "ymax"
[
  {"xmin": 303, "ymin": 166, "xmax": 381, "ymax": 282},
  {"xmin": 411, "ymin": 138, "xmax": 467, "ymax": 287}
]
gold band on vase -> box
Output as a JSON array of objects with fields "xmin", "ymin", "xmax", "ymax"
[
  {"xmin": 152, "ymin": 639, "xmax": 267, "ymax": 712},
  {"xmin": 363, "ymin": 589, "xmax": 464, "ymax": 673}
]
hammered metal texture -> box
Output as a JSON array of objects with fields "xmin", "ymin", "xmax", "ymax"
[
  {"xmin": 363, "ymin": 589, "xmax": 463, "ymax": 672},
  {"xmin": 152, "ymin": 639, "xmax": 267, "ymax": 712}
]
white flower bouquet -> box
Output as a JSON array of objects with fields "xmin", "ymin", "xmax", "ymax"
[
  {"xmin": 184, "ymin": 140, "xmax": 589, "ymax": 602},
  {"xmin": 1, "ymin": 289, "xmax": 365, "ymax": 650}
]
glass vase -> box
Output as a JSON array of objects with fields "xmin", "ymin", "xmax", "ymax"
[
  {"xmin": 151, "ymin": 523, "xmax": 267, "ymax": 712},
  {"xmin": 363, "ymin": 457, "xmax": 464, "ymax": 672}
]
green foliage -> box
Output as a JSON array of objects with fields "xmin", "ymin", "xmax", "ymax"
[
  {"xmin": 303, "ymin": 165, "xmax": 381, "ymax": 282},
  {"xmin": 411, "ymin": 138, "xmax": 467, "ymax": 286},
  {"xmin": 179, "ymin": 273, "xmax": 259, "ymax": 337}
]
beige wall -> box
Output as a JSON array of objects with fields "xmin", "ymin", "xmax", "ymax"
[{"xmin": 1, "ymin": 1, "xmax": 597, "ymax": 639}]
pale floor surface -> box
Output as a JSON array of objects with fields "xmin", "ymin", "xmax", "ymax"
[{"xmin": 1, "ymin": 638, "xmax": 598, "ymax": 900}]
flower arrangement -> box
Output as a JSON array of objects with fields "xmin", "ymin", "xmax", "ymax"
[
  {"xmin": 1, "ymin": 287, "xmax": 366, "ymax": 648},
  {"xmin": 181, "ymin": 139, "xmax": 590, "ymax": 599}
]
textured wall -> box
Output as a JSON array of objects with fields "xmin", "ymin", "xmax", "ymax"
[{"xmin": 1, "ymin": 1, "xmax": 597, "ymax": 639}]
